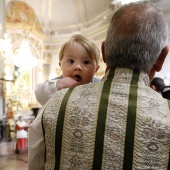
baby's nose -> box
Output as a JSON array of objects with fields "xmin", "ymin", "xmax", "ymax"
[{"xmin": 74, "ymin": 64, "xmax": 82, "ymax": 70}]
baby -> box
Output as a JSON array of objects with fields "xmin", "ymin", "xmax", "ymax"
[{"xmin": 35, "ymin": 34, "xmax": 101, "ymax": 105}]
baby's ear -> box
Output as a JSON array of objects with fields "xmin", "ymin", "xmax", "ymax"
[
  {"xmin": 59, "ymin": 62, "xmax": 61, "ymax": 67},
  {"xmin": 95, "ymin": 65, "xmax": 100, "ymax": 72}
]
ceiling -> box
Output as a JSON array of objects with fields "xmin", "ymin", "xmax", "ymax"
[
  {"xmin": 4, "ymin": 0, "xmax": 170, "ymax": 41},
  {"xmin": 5, "ymin": 0, "xmax": 113, "ymax": 39}
]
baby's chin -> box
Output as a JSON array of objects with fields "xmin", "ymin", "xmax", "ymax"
[{"xmin": 80, "ymin": 80, "xmax": 92, "ymax": 85}]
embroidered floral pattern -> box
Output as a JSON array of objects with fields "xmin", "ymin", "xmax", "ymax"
[
  {"xmin": 69, "ymin": 154, "xmax": 82, "ymax": 170},
  {"xmin": 42, "ymin": 68, "xmax": 170, "ymax": 170},
  {"xmin": 60, "ymin": 83, "xmax": 103, "ymax": 169},
  {"xmin": 102, "ymin": 69, "xmax": 132, "ymax": 169},
  {"xmin": 133, "ymin": 85, "xmax": 170, "ymax": 169},
  {"xmin": 43, "ymin": 89, "xmax": 68, "ymax": 170}
]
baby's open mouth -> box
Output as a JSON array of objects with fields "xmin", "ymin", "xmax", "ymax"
[{"xmin": 74, "ymin": 75, "xmax": 81, "ymax": 82}]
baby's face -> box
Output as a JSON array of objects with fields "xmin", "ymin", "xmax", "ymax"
[{"xmin": 59, "ymin": 42, "xmax": 99, "ymax": 84}]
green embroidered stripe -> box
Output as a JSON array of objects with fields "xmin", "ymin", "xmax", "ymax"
[
  {"xmin": 54, "ymin": 87, "xmax": 74, "ymax": 170},
  {"xmin": 123, "ymin": 69, "xmax": 139, "ymax": 170},
  {"xmin": 167, "ymin": 100, "xmax": 170, "ymax": 109},
  {"xmin": 92, "ymin": 68, "xmax": 115, "ymax": 169}
]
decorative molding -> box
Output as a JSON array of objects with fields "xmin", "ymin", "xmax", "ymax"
[{"xmin": 6, "ymin": 1, "xmax": 44, "ymax": 35}]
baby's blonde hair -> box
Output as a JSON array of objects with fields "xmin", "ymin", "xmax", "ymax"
[{"xmin": 59, "ymin": 34, "xmax": 100, "ymax": 65}]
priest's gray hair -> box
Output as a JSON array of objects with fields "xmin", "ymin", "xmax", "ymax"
[{"xmin": 105, "ymin": 1, "xmax": 168, "ymax": 71}]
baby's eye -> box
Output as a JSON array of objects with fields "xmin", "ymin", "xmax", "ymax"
[
  {"xmin": 83, "ymin": 60, "xmax": 90, "ymax": 64},
  {"xmin": 68, "ymin": 59, "xmax": 74, "ymax": 63}
]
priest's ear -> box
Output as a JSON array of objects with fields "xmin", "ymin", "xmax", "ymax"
[
  {"xmin": 154, "ymin": 46, "xmax": 169, "ymax": 72},
  {"xmin": 149, "ymin": 46, "xmax": 169, "ymax": 80}
]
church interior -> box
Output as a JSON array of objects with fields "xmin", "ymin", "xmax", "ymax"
[{"xmin": 0, "ymin": 0, "xmax": 170, "ymax": 169}]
